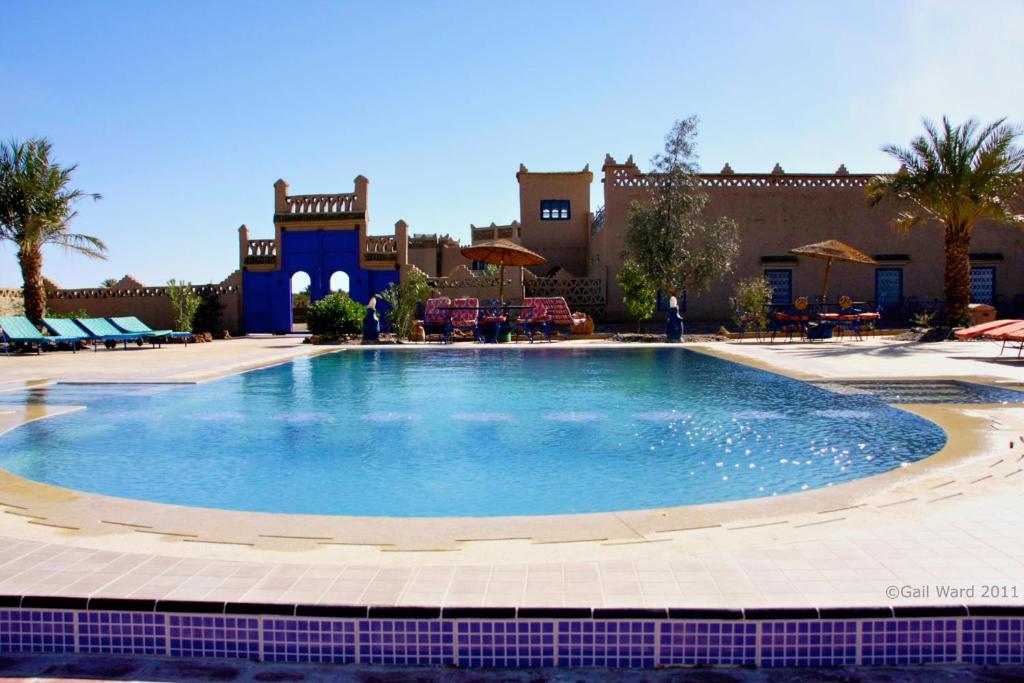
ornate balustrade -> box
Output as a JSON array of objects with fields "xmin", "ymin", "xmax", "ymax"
[
  {"xmin": 364, "ymin": 236, "xmax": 397, "ymax": 262},
  {"xmin": 524, "ymin": 275, "xmax": 606, "ymax": 314},
  {"xmin": 245, "ymin": 240, "xmax": 277, "ymax": 265},
  {"xmin": 611, "ymin": 171, "xmax": 873, "ymax": 189},
  {"xmin": 284, "ymin": 192, "xmax": 359, "ymax": 215}
]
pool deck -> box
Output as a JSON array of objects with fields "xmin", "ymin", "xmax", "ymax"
[{"xmin": 0, "ymin": 336, "xmax": 1022, "ymax": 610}]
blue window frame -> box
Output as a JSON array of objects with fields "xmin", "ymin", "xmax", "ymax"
[
  {"xmin": 970, "ymin": 266, "xmax": 996, "ymax": 304},
  {"xmin": 540, "ymin": 199, "xmax": 570, "ymax": 220},
  {"xmin": 875, "ymin": 268, "xmax": 903, "ymax": 306},
  {"xmin": 763, "ymin": 269, "xmax": 792, "ymax": 305}
]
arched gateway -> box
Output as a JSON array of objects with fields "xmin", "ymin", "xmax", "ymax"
[{"xmin": 238, "ymin": 176, "xmax": 401, "ymax": 333}]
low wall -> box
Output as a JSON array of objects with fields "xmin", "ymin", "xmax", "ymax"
[
  {"xmin": 0, "ymin": 288, "xmax": 23, "ymax": 317},
  {"xmin": 46, "ymin": 285, "xmax": 243, "ymax": 335},
  {"xmin": 524, "ymin": 273, "xmax": 607, "ymax": 318},
  {"xmin": 419, "ymin": 265, "xmax": 526, "ymax": 302}
]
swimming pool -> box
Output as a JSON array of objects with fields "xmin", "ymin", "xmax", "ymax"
[{"xmin": 0, "ymin": 348, "xmax": 952, "ymax": 517}]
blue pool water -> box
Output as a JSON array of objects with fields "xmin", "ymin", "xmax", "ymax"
[{"xmin": 0, "ymin": 348, "xmax": 951, "ymax": 517}]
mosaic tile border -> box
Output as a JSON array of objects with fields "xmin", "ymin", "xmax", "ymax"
[{"xmin": 0, "ymin": 599, "xmax": 1022, "ymax": 668}]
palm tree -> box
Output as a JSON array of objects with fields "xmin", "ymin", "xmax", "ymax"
[
  {"xmin": 0, "ymin": 138, "xmax": 105, "ymax": 322},
  {"xmin": 866, "ymin": 117, "xmax": 1024, "ymax": 326}
]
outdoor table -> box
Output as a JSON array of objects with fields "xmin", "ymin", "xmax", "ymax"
[{"xmin": 440, "ymin": 305, "xmax": 528, "ymax": 343}]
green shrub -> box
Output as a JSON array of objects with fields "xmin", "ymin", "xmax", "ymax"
[
  {"xmin": 377, "ymin": 269, "xmax": 433, "ymax": 340},
  {"xmin": 306, "ymin": 291, "xmax": 366, "ymax": 337},
  {"xmin": 192, "ymin": 289, "xmax": 224, "ymax": 335},
  {"xmin": 615, "ymin": 260, "xmax": 656, "ymax": 332},
  {"xmin": 911, "ymin": 310, "xmax": 936, "ymax": 328},
  {"xmin": 731, "ymin": 276, "xmax": 773, "ymax": 331},
  {"xmin": 167, "ymin": 279, "xmax": 202, "ymax": 332},
  {"xmin": 44, "ymin": 308, "xmax": 88, "ymax": 319}
]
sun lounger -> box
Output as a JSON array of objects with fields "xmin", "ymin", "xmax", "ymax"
[
  {"xmin": 64, "ymin": 317, "xmax": 147, "ymax": 351},
  {"xmin": 985, "ymin": 321, "xmax": 1024, "ymax": 358},
  {"xmin": 0, "ymin": 316, "xmax": 84, "ymax": 355},
  {"xmin": 108, "ymin": 316, "xmax": 191, "ymax": 347},
  {"xmin": 422, "ymin": 297, "xmax": 452, "ymax": 343},
  {"xmin": 450, "ymin": 297, "xmax": 479, "ymax": 339},
  {"xmin": 535, "ymin": 297, "xmax": 574, "ymax": 342},
  {"xmin": 954, "ymin": 319, "xmax": 1023, "ymax": 340},
  {"xmin": 512, "ymin": 298, "xmax": 548, "ymax": 343}
]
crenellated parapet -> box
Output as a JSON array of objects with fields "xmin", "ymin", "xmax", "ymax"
[
  {"xmin": 602, "ymin": 155, "xmax": 873, "ymax": 190},
  {"xmin": 273, "ymin": 175, "xmax": 368, "ymax": 223}
]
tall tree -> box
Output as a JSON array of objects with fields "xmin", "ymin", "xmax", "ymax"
[
  {"xmin": 624, "ymin": 116, "xmax": 740, "ymax": 298},
  {"xmin": 866, "ymin": 117, "xmax": 1024, "ymax": 326},
  {"xmin": 0, "ymin": 139, "xmax": 105, "ymax": 321}
]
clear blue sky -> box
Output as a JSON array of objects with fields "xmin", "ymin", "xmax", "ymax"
[{"xmin": 2, "ymin": 0, "xmax": 1022, "ymax": 288}]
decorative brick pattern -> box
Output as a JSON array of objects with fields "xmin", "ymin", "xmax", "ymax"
[
  {"xmin": 0, "ymin": 610, "xmax": 75, "ymax": 654},
  {"xmin": 78, "ymin": 611, "xmax": 165, "ymax": 656},
  {"xmin": 168, "ymin": 614, "xmax": 259, "ymax": 660},
  {"xmin": 660, "ymin": 621, "xmax": 756, "ymax": 666},
  {"xmin": 457, "ymin": 621, "xmax": 555, "ymax": 667},
  {"xmin": 963, "ymin": 618, "xmax": 1024, "ymax": 665},
  {"xmin": 760, "ymin": 621, "xmax": 857, "ymax": 667},
  {"xmin": 263, "ymin": 618, "xmax": 357, "ymax": 664},
  {"xmin": 358, "ymin": 619, "xmax": 453, "ymax": 666},
  {"xmin": 557, "ymin": 621, "xmax": 656, "ymax": 668},
  {"xmin": 861, "ymin": 619, "xmax": 958, "ymax": 665},
  {"xmin": 3, "ymin": 608, "xmax": 1023, "ymax": 668}
]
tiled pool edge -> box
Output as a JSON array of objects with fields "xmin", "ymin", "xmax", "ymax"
[{"xmin": 2, "ymin": 598, "xmax": 1021, "ymax": 668}]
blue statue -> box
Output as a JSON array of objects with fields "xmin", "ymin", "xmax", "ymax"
[
  {"xmin": 665, "ymin": 295, "xmax": 684, "ymax": 342},
  {"xmin": 362, "ymin": 296, "xmax": 380, "ymax": 343}
]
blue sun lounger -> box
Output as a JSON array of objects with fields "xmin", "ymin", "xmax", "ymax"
[
  {"xmin": 44, "ymin": 317, "xmax": 141, "ymax": 351},
  {"xmin": 1, "ymin": 315, "xmax": 84, "ymax": 355},
  {"xmin": 108, "ymin": 316, "xmax": 192, "ymax": 347}
]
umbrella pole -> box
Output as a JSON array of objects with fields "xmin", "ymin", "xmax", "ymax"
[
  {"xmin": 821, "ymin": 258, "xmax": 833, "ymax": 303},
  {"xmin": 498, "ymin": 262, "xmax": 506, "ymax": 303}
]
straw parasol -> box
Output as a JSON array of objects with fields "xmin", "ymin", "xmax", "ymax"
[
  {"xmin": 789, "ymin": 239, "xmax": 877, "ymax": 301},
  {"xmin": 460, "ymin": 239, "xmax": 546, "ymax": 302}
]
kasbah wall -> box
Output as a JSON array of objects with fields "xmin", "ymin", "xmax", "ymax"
[
  {"xmin": 586, "ymin": 157, "xmax": 1023, "ymax": 322},
  {"xmin": 42, "ymin": 274, "xmax": 243, "ymax": 335},
  {"xmin": 5, "ymin": 153, "xmax": 1021, "ymax": 330}
]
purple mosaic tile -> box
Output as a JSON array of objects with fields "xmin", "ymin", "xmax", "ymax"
[
  {"xmin": 0, "ymin": 609, "xmax": 75, "ymax": 654},
  {"xmin": 861, "ymin": 619, "xmax": 958, "ymax": 666},
  {"xmin": 963, "ymin": 618, "xmax": 1024, "ymax": 665},
  {"xmin": 760, "ymin": 620, "xmax": 857, "ymax": 667},
  {"xmin": 78, "ymin": 611, "xmax": 166, "ymax": 656},
  {"xmin": 457, "ymin": 621, "xmax": 555, "ymax": 668},
  {"xmin": 168, "ymin": 614, "xmax": 259, "ymax": 660},
  {"xmin": 263, "ymin": 618, "xmax": 357, "ymax": 664},
  {"xmin": 359, "ymin": 619, "xmax": 454, "ymax": 666},
  {"xmin": 557, "ymin": 621, "xmax": 656, "ymax": 668},
  {"xmin": 660, "ymin": 621, "xmax": 757, "ymax": 666}
]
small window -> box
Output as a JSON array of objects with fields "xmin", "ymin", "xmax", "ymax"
[
  {"xmin": 875, "ymin": 268, "xmax": 903, "ymax": 305},
  {"xmin": 763, "ymin": 269, "xmax": 792, "ymax": 305},
  {"xmin": 970, "ymin": 266, "xmax": 996, "ymax": 304},
  {"xmin": 540, "ymin": 199, "xmax": 570, "ymax": 220}
]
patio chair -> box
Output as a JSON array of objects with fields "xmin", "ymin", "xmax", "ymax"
[
  {"xmin": 510, "ymin": 298, "xmax": 548, "ymax": 343},
  {"xmin": 422, "ymin": 296, "xmax": 452, "ymax": 343},
  {"xmin": 0, "ymin": 316, "xmax": 84, "ymax": 355},
  {"xmin": 450, "ymin": 297, "xmax": 479, "ymax": 340},
  {"xmin": 475, "ymin": 299, "xmax": 507, "ymax": 343},
  {"xmin": 108, "ymin": 316, "xmax": 192, "ymax": 347},
  {"xmin": 829, "ymin": 297, "xmax": 880, "ymax": 341},
  {"xmin": 536, "ymin": 297, "xmax": 574, "ymax": 342},
  {"xmin": 65, "ymin": 317, "xmax": 148, "ymax": 351},
  {"xmin": 769, "ymin": 299, "xmax": 811, "ymax": 342}
]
